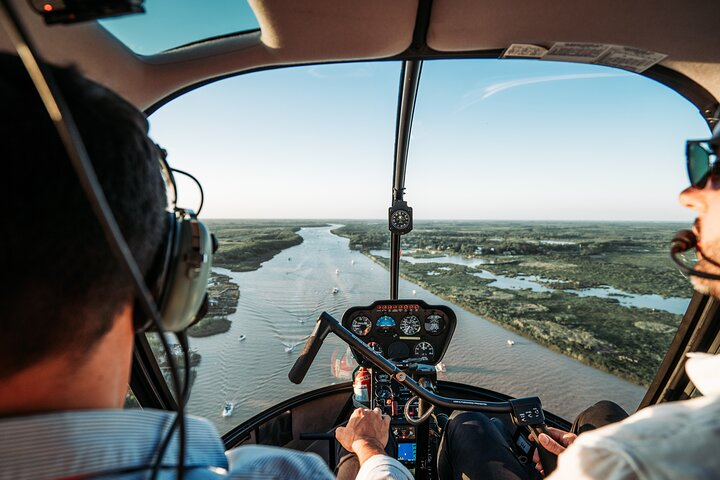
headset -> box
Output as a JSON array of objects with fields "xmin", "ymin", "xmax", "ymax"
[
  {"xmin": 134, "ymin": 146, "xmax": 216, "ymax": 333},
  {"xmin": 0, "ymin": 2, "xmax": 217, "ymax": 478}
]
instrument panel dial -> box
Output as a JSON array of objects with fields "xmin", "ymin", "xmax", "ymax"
[
  {"xmin": 399, "ymin": 315, "xmax": 421, "ymax": 336},
  {"xmin": 368, "ymin": 342, "xmax": 383, "ymax": 356},
  {"xmin": 351, "ymin": 315, "xmax": 372, "ymax": 336},
  {"xmin": 414, "ymin": 341, "xmax": 434, "ymax": 361},
  {"xmin": 376, "ymin": 315, "xmax": 396, "ymax": 335},
  {"xmin": 390, "ymin": 209, "xmax": 411, "ymax": 230},
  {"xmin": 376, "ymin": 385, "xmax": 392, "ymax": 400},
  {"xmin": 424, "ymin": 313, "xmax": 445, "ymax": 335}
]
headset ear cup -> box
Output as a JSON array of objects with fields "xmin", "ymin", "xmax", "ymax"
[{"xmin": 156, "ymin": 210, "xmax": 213, "ymax": 332}]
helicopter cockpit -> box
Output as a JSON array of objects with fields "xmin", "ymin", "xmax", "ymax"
[{"xmin": 3, "ymin": 1, "xmax": 720, "ymax": 479}]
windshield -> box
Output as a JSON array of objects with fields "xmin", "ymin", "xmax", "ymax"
[{"xmin": 147, "ymin": 59, "xmax": 708, "ymax": 435}]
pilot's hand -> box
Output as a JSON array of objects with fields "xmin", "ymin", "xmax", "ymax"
[
  {"xmin": 531, "ymin": 427, "xmax": 577, "ymax": 476},
  {"xmin": 335, "ymin": 407, "xmax": 391, "ymax": 465}
]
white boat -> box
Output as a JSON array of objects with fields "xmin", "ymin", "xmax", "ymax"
[
  {"xmin": 435, "ymin": 362, "xmax": 446, "ymax": 372},
  {"xmin": 507, "ymin": 340, "xmax": 515, "ymax": 346},
  {"xmin": 222, "ymin": 402, "xmax": 235, "ymax": 418},
  {"xmin": 238, "ymin": 335, "xmax": 246, "ymax": 342},
  {"xmin": 282, "ymin": 335, "xmax": 310, "ymax": 353},
  {"xmin": 351, "ymin": 260, "xmax": 355, "ymax": 265},
  {"xmin": 335, "ymin": 268, "xmax": 340, "ymax": 275},
  {"xmin": 332, "ymin": 287, "xmax": 339, "ymax": 294}
]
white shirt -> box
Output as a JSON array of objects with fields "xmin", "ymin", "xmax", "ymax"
[{"xmin": 548, "ymin": 353, "xmax": 720, "ymax": 480}]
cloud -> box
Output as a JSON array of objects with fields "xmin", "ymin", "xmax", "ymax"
[{"xmin": 460, "ymin": 72, "xmax": 630, "ymax": 110}]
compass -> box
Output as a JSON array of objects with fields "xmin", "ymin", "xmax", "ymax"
[{"xmin": 388, "ymin": 200, "xmax": 413, "ymax": 234}]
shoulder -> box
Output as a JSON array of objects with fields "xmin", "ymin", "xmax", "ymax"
[
  {"xmin": 549, "ymin": 396, "xmax": 720, "ymax": 480},
  {"xmin": 225, "ymin": 445, "xmax": 334, "ymax": 480}
]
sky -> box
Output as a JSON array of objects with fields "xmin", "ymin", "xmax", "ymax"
[{"xmin": 101, "ymin": 2, "xmax": 711, "ymax": 222}]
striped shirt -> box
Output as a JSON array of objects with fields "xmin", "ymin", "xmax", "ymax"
[{"xmin": 0, "ymin": 409, "xmax": 411, "ymax": 480}]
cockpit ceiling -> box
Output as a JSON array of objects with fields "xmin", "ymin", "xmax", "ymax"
[{"xmin": 1, "ymin": 0, "xmax": 719, "ymax": 110}]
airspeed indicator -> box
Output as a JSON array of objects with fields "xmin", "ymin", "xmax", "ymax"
[{"xmin": 351, "ymin": 316, "xmax": 372, "ymax": 336}]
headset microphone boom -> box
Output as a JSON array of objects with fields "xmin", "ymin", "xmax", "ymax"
[{"xmin": 670, "ymin": 229, "xmax": 720, "ymax": 280}]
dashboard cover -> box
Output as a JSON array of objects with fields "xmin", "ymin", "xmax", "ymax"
[{"xmin": 342, "ymin": 299, "xmax": 457, "ymax": 367}]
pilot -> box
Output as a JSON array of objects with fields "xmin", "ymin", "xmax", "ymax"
[
  {"xmin": 0, "ymin": 53, "xmax": 410, "ymax": 480},
  {"xmin": 431, "ymin": 127, "xmax": 720, "ymax": 479}
]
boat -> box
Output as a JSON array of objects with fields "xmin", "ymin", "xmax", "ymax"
[
  {"xmin": 507, "ymin": 340, "xmax": 515, "ymax": 346},
  {"xmin": 335, "ymin": 268, "xmax": 340, "ymax": 275},
  {"xmin": 282, "ymin": 335, "xmax": 310, "ymax": 353},
  {"xmin": 332, "ymin": 287, "xmax": 339, "ymax": 294},
  {"xmin": 238, "ymin": 335, "xmax": 246, "ymax": 342},
  {"xmin": 435, "ymin": 362, "xmax": 447, "ymax": 373},
  {"xmin": 222, "ymin": 402, "xmax": 234, "ymax": 418}
]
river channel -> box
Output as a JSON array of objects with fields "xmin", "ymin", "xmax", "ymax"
[{"xmin": 187, "ymin": 226, "xmax": 646, "ymax": 435}]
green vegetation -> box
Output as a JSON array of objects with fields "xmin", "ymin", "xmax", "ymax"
[
  {"xmin": 188, "ymin": 271, "xmax": 240, "ymax": 338},
  {"xmin": 188, "ymin": 317, "xmax": 232, "ymax": 337},
  {"xmin": 208, "ymin": 220, "xmax": 328, "ymax": 272},
  {"xmin": 335, "ymin": 221, "xmax": 693, "ymax": 385}
]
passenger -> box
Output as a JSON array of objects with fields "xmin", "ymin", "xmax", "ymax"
[
  {"xmin": 434, "ymin": 127, "xmax": 720, "ymax": 480},
  {"xmin": 0, "ymin": 53, "xmax": 409, "ymax": 480}
]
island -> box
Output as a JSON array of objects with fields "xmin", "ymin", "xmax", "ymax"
[
  {"xmin": 187, "ymin": 271, "xmax": 240, "ymax": 338},
  {"xmin": 207, "ymin": 220, "xmax": 327, "ymax": 272}
]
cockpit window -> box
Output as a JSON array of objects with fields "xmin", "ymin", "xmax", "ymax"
[
  {"xmin": 146, "ymin": 58, "xmax": 709, "ymax": 434},
  {"xmin": 148, "ymin": 62, "xmax": 401, "ymax": 433},
  {"xmin": 394, "ymin": 58, "xmax": 708, "ymax": 416},
  {"xmin": 99, "ymin": 0, "xmax": 259, "ymax": 55}
]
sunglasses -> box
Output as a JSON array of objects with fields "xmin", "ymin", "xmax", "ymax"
[{"xmin": 687, "ymin": 138, "xmax": 720, "ymax": 188}]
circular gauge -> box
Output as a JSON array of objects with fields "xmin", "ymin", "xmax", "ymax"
[
  {"xmin": 424, "ymin": 313, "xmax": 445, "ymax": 335},
  {"xmin": 351, "ymin": 315, "xmax": 372, "ymax": 336},
  {"xmin": 376, "ymin": 386, "xmax": 392, "ymax": 400},
  {"xmin": 400, "ymin": 315, "xmax": 421, "ymax": 335},
  {"xmin": 391, "ymin": 210, "xmax": 411, "ymax": 230},
  {"xmin": 414, "ymin": 341, "xmax": 435, "ymax": 360},
  {"xmin": 367, "ymin": 342, "xmax": 383, "ymax": 356},
  {"xmin": 376, "ymin": 315, "xmax": 396, "ymax": 335}
]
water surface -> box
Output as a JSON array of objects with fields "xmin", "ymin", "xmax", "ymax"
[{"xmin": 187, "ymin": 226, "xmax": 645, "ymax": 435}]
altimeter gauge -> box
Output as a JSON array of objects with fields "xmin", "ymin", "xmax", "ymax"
[{"xmin": 400, "ymin": 315, "xmax": 421, "ymax": 336}]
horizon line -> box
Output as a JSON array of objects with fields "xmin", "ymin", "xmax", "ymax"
[{"xmin": 202, "ymin": 217, "xmax": 691, "ymax": 224}]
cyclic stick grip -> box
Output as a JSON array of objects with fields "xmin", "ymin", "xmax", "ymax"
[
  {"xmin": 288, "ymin": 312, "xmax": 333, "ymax": 384},
  {"xmin": 509, "ymin": 397, "xmax": 558, "ymax": 475},
  {"xmin": 529, "ymin": 425, "xmax": 558, "ymax": 475}
]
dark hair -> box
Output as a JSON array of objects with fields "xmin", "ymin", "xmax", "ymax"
[{"xmin": 1, "ymin": 54, "xmax": 166, "ymax": 378}]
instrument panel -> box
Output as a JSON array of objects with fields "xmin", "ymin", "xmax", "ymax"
[{"xmin": 342, "ymin": 299, "xmax": 456, "ymax": 367}]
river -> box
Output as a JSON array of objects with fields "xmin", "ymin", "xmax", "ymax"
[{"xmin": 186, "ymin": 226, "xmax": 646, "ymax": 435}]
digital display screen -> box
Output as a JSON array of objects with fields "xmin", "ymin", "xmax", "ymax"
[{"xmin": 397, "ymin": 442, "xmax": 416, "ymax": 462}]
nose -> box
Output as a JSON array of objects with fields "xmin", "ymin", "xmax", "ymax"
[{"xmin": 679, "ymin": 184, "xmax": 707, "ymax": 213}]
